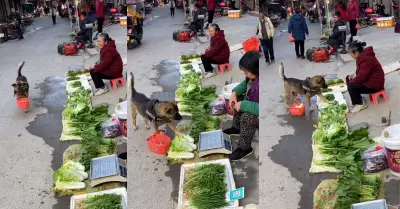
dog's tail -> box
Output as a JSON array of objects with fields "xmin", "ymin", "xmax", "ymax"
[
  {"xmin": 17, "ymin": 61, "xmax": 25, "ymax": 77},
  {"xmin": 279, "ymin": 62, "xmax": 287, "ymax": 80},
  {"xmin": 129, "ymin": 72, "xmax": 136, "ymax": 95}
]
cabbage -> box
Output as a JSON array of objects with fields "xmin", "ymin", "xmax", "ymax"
[{"xmin": 54, "ymin": 160, "xmax": 88, "ymax": 194}]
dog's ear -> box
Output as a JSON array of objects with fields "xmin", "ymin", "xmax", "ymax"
[{"xmin": 11, "ymin": 83, "xmax": 16, "ymax": 87}]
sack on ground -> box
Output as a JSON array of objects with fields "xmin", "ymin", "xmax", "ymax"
[
  {"xmin": 306, "ymin": 48, "xmax": 314, "ymax": 61},
  {"xmin": 209, "ymin": 98, "xmax": 227, "ymax": 116},
  {"xmin": 101, "ymin": 117, "xmax": 122, "ymax": 138},
  {"xmin": 178, "ymin": 31, "xmax": 190, "ymax": 42},
  {"xmin": 313, "ymin": 48, "xmax": 329, "ymax": 62},
  {"xmin": 63, "ymin": 42, "xmax": 78, "ymax": 56}
]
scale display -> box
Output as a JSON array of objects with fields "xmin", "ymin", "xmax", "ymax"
[{"xmin": 198, "ymin": 130, "xmax": 232, "ymax": 157}]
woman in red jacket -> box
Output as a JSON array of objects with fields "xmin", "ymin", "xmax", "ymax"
[
  {"xmin": 346, "ymin": 41, "xmax": 385, "ymax": 113},
  {"xmin": 204, "ymin": 0, "xmax": 216, "ymax": 29},
  {"xmin": 346, "ymin": 0, "xmax": 360, "ymax": 43},
  {"xmin": 200, "ymin": 24, "xmax": 230, "ymax": 78},
  {"xmin": 89, "ymin": 33, "xmax": 123, "ymax": 96}
]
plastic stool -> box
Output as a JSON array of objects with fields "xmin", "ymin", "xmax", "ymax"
[
  {"xmin": 217, "ymin": 63, "xmax": 232, "ymax": 74},
  {"xmin": 369, "ymin": 90, "xmax": 388, "ymax": 105},
  {"xmin": 109, "ymin": 77, "xmax": 126, "ymax": 91}
]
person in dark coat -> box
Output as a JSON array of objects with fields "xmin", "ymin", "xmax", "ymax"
[
  {"xmin": 75, "ymin": 12, "xmax": 91, "ymax": 48},
  {"xmin": 96, "ymin": 0, "xmax": 106, "ymax": 37},
  {"xmin": 200, "ymin": 24, "xmax": 230, "ymax": 78},
  {"xmin": 189, "ymin": 4, "xmax": 203, "ymax": 36},
  {"xmin": 288, "ymin": 9, "xmax": 309, "ymax": 59},
  {"xmin": 345, "ymin": 0, "xmax": 360, "ymax": 43},
  {"xmin": 346, "ymin": 41, "xmax": 385, "ymax": 113},
  {"xmin": 327, "ymin": 11, "xmax": 346, "ymax": 51},
  {"xmin": 89, "ymin": 33, "xmax": 123, "ymax": 96},
  {"xmin": 223, "ymin": 51, "xmax": 259, "ymax": 161},
  {"xmin": 204, "ymin": 0, "xmax": 216, "ymax": 29}
]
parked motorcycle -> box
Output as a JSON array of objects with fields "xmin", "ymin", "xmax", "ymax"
[
  {"xmin": 127, "ymin": 18, "xmax": 143, "ymax": 50},
  {"xmin": 268, "ymin": 14, "xmax": 280, "ymax": 28},
  {"xmin": 145, "ymin": 4, "xmax": 153, "ymax": 14}
]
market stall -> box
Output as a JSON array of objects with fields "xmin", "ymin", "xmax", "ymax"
[
  {"xmin": 53, "ymin": 68, "xmax": 127, "ymax": 208},
  {"xmin": 306, "ymin": 76, "xmax": 398, "ymax": 208},
  {"xmin": 142, "ymin": 54, "xmax": 252, "ymax": 208}
]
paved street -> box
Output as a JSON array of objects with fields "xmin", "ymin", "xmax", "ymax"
[
  {"xmin": 0, "ymin": 15, "xmax": 126, "ymax": 209},
  {"xmin": 127, "ymin": 6, "xmax": 263, "ymax": 208}
]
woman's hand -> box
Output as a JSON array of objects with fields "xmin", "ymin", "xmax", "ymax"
[
  {"xmin": 234, "ymin": 102, "xmax": 241, "ymax": 112},
  {"xmin": 229, "ymin": 92, "xmax": 237, "ymax": 110},
  {"xmin": 348, "ymin": 74, "xmax": 356, "ymax": 80}
]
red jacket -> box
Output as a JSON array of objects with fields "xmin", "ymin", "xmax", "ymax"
[
  {"xmin": 350, "ymin": 47, "xmax": 385, "ymax": 91},
  {"xmin": 206, "ymin": 0, "xmax": 216, "ymax": 11},
  {"xmin": 96, "ymin": 0, "xmax": 106, "ymax": 18},
  {"xmin": 205, "ymin": 30, "xmax": 230, "ymax": 63},
  {"xmin": 346, "ymin": 0, "xmax": 360, "ymax": 20},
  {"xmin": 92, "ymin": 40, "xmax": 123, "ymax": 78}
]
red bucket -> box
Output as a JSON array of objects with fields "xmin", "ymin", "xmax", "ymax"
[
  {"xmin": 147, "ymin": 130, "xmax": 171, "ymax": 155},
  {"xmin": 16, "ymin": 97, "xmax": 29, "ymax": 110},
  {"xmin": 289, "ymin": 99, "xmax": 305, "ymax": 116}
]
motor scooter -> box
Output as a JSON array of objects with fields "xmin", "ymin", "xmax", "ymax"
[{"xmin": 127, "ymin": 17, "xmax": 143, "ymax": 50}]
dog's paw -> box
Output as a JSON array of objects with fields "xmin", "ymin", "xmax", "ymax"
[
  {"xmin": 310, "ymin": 107, "xmax": 315, "ymax": 112},
  {"xmin": 133, "ymin": 126, "xmax": 138, "ymax": 130}
]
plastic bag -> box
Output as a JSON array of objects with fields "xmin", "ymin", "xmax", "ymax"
[
  {"xmin": 362, "ymin": 145, "xmax": 389, "ymax": 173},
  {"xmin": 242, "ymin": 37, "xmax": 260, "ymax": 52},
  {"xmin": 313, "ymin": 48, "xmax": 329, "ymax": 62},
  {"xmin": 210, "ymin": 98, "xmax": 227, "ymax": 116},
  {"xmin": 101, "ymin": 117, "xmax": 122, "ymax": 138},
  {"xmin": 288, "ymin": 34, "xmax": 295, "ymax": 42}
]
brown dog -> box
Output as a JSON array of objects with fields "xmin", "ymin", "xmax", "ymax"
[
  {"xmin": 12, "ymin": 61, "xmax": 29, "ymax": 98},
  {"xmin": 129, "ymin": 72, "xmax": 183, "ymax": 135},
  {"xmin": 279, "ymin": 63, "xmax": 328, "ymax": 110}
]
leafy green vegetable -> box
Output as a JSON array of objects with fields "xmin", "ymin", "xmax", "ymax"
[
  {"xmin": 54, "ymin": 161, "xmax": 88, "ymax": 195},
  {"xmin": 71, "ymin": 81, "xmax": 82, "ymax": 88},
  {"xmin": 183, "ymin": 164, "xmax": 228, "ymax": 209},
  {"xmin": 79, "ymin": 135, "xmax": 116, "ymax": 171},
  {"xmin": 67, "ymin": 76, "xmax": 80, "ymax": 81},
  {"xmin": 325, "ymin": 94, "xmax": 335, "ymax": 101},
  {"xmin": 336, "ymin": 79, "xmax": 345, "ymax": 84},
  {"xmin": 321, "ymin": 88, "xmax": 333, "ymax": 93},
  {"xmin": 84, "ymin": 193, "xmax": 123, "ymax": 209}
]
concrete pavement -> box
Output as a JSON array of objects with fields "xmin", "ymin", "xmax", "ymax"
[{"xmin": 0, "ymin": 15, "xmax": 126, "ymax": 209}]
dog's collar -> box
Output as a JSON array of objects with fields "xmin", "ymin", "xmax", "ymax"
[
  {"xmin": 302, "ymin": 77, "xmax": 317, "ymax": 92},
  {"xmin": 145, "ymin": 99, "xmax": 162, "ymax": 121}
]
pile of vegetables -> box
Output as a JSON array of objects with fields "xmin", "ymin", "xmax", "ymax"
[
  {"xmin": 75, "ymin": 193, "xmax": 123, "ymax": 209},
  {"xmin": 335, "ymin": 169, "xmax": 381, "ymax": 209},
  {"xmin": 54, "ymin": 161, "xmax": 88, "ymax": 195},
  {"xmin": 180, "ymin": 54, "xmax": 201, "ymax": 61},
  {"xmin": 167, "ymin": 135, "xmax": 197, "ymax": 161},
  {"xmin": 312, "ymin": 102, "xmax": 382, "ymax": 207},
  {"xmin": 327, "ymin": 79, "xmax": 345, "ymax": 86},
  {"xmin": 183, "ymin": 164, "xmax": 229, "ymax": 209}
]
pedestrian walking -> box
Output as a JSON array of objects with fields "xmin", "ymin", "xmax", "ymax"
[
  {"xmin": 288, "ymin": 9, "xmax": 309, "ymax": 59},
  {"xmin": 170, "ymin": 0, "xmax": 176, "ymax": 17},
  {"xmin": 51, "ymin": 7, "xmax": 57, "ymax": 24},
  {"xmin": 345, "ymin": 0, "xmax": 360, "ymax": 43},
  {"xmin": 256, "ymin": 11, "xmax": 275, "ymax": 65},
  {"xmin": 95, "ymin": 0, "xmax": 106, "ymax": 38},
  {"xmin": 204, "ymin": 0, "xmax": 216, "ymax": 29}
]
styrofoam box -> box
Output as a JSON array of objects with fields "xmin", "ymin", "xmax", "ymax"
[
  {"xmin": 66, "ymin": 79, "xmax": 92, "ymax": 94},
  {"xmin": 178, "ymin": 159, "xmax": 239, "ymax": 209},
  {"xmin": 70, "ymin": 187, "xmax": 127, "ymax": 209},
  {"xmin": 316, "ymin": 92, "xmax": 344, "ymax": 106}
]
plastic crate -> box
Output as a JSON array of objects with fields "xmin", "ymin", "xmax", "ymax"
[
  {"xmin": 228, "ymin": 10, "xmax": 241, "ymax": 19},
  {"xmin": 376, "ymin": 17, "xmax": 395, "ymax": 28}
]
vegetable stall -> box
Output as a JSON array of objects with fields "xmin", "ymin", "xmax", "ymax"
[
  {"xmin": 310, "ymin": 78, "xmax": 397, "ymax": 208},
  {"xmin": 146, "ymin": 54, "xmax": 246, "ymax": 208},
  {"xmin": 54, "ymin": 69, "xmax": 127, "ymax": 208}
]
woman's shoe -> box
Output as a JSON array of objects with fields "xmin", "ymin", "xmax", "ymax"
[
  {"xmin": 203, "ymin": 72, "xmax": 217, "ymax": 79},
  {"xmin": 351, "ymin": 104, "xmax": 367, "ymax": 113},
  {"xmin": 300, "ymin": 56, "xmax": 305, "ymax": 59},
  {"xmin": 223, "ymin": 127, "xmax": 240, "ymax": 135},
  {"xmin": 94, "ymin": 87, "xmax": 109, "ymax": 96},
  {"xmin": 229, "ymin": 147, "xmax": 253, "ymax": 161}
]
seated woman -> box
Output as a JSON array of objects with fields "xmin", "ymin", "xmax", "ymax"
[
  {"xmin": 223, "ymin": 51, "xmax": 259, "ymax": 161},
  {"xmin": 89, "ymin": 33, "xmax": 124, "ymax": 96},
  {"xmin": 75, "ymin": 11, "xmax": 91, "ymax": 49},
  {"xmin": 188, "ymin": 4, "xmax": 202, "ymax": 37},
  {"xmin": 200, "ymin": 24, "xmax": 230, "ymax": 79},
  {"xmin": 346, "ymin": 41, "xmax": 385, "ymax": 113},
  {"xmin": 327, "ymin": 11, "xmax": 346, "ymax": 51}
]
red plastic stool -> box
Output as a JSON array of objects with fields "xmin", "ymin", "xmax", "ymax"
[
  {"xmin": 217, "ymin": 63, "xmax": 232, "ymax": 74},
  {"xmin": 369, "ymin": 90, "xmax": 388, "ymax": 105},
  {"xmin": 109, "ymin": 77, "xmax": 126, "ymax": 91}
]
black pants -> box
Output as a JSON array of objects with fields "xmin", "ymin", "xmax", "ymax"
[
  {"xmin": 346, "ymin": 76, "xmax": 378, "ymax": 105},
  {"xmin": 170, "ymin": 8, "xmax": 175, "ymax": 16},
  {"xmin": 207, "ymin": 10, "xmax": 214, "ymax": 24},
  {"xmin": 52, "ymin": 15, "xmax": 56, "ymax": 24},
  {"xmin": 349, "ymin": 19, "xmax": 358, "ymax": 41},
  {"xmin": 260, "ymin": 38, "xmax": 275, "ymax": 62},
  {"xmin": 97, "ymin": 17, "xmax": 104, "ymax": 33},
  {"xmin": 327, "ymin": 38, "xmax": 342, "ymax": 50},
  {"xmin": 188, "ymin": 22, "xmax": 200, "ymax": 33},
  {"xmin": 90, "ymin": 71, "xmax": 115, "ymax": 89},
  {"xmin": 75, "ymin": 34, "xmax": 89, "ymax": 44},
  {"xmin": 294, "ymin": 40, "xmax": 305, "ymax": 57},
  {"xmin": 232, "ymin": 111, "xmax": 259, "ymax": 150},
  {"xmin": 16, "ymin": 23, "xmax": 23, "ymax": 39},
  {"xmin": 201, "ymin": 54, "xmax": 222, "ymax": 73}
]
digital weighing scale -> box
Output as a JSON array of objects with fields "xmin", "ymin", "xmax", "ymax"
[
  {"xmin": 198, "ymin": 130, "xmax": 232, "ymax": 157},
  {"xmin": 90, "ymin": 154, "xmax": 127, "ymax": 187}
]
